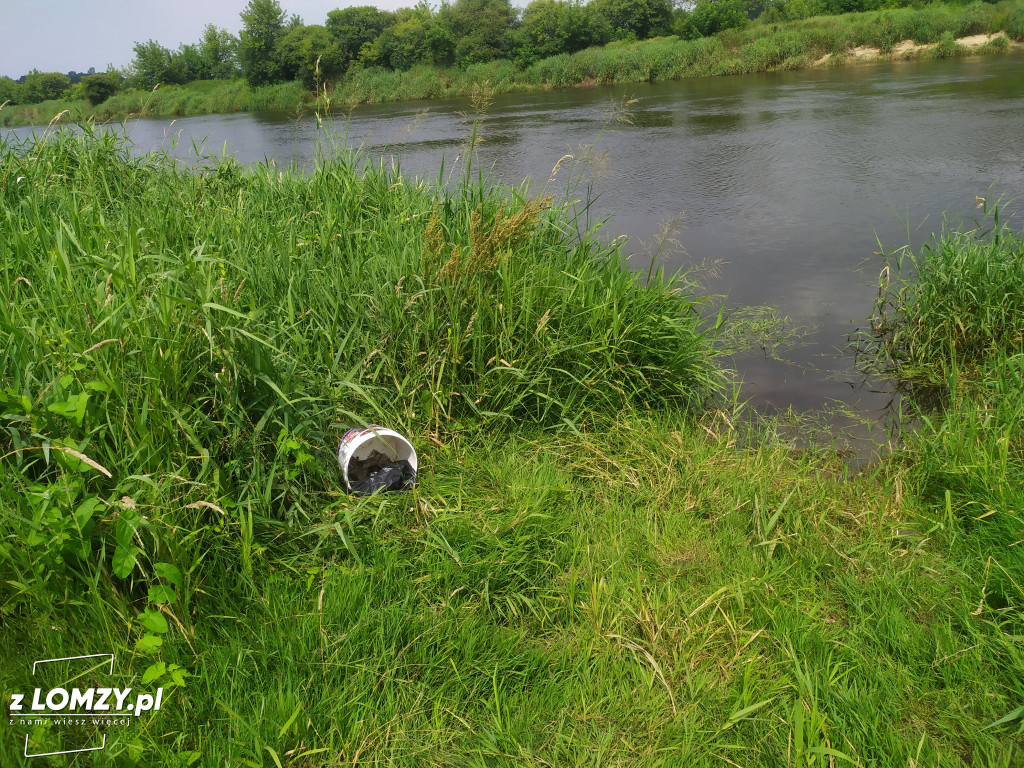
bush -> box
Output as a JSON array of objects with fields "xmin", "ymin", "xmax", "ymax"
[
  {"xmin": 81, "ymin": 74, "xmax": 121, "ymax": 106},
  {"xmin": 954, "ymin": 3, "xmax": 991, "ymax": 37},
  {"xmin": 929, "ymin": 29, "xmax": 964, "ymax": 57},
  {"xmin": 906, "ymin": 7, "xmax": 956, "ymax": 44},
  {"xmin": 1007, "ymin": 6, "xmax": 1024, "ymax": 40},
  {"xmin": 678, "ymin": 0, "xmax": 749, "ymax": 40},
  {"xmin": 0, "ymin": 76, "xmax": 19, "ymax": 106},
  {"xmin": 19, "ymin": 70, "xmax": 72, "ymax": 104}
]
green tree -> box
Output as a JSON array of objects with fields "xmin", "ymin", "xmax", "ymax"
[
  {"xmin": 676, "ymin": 0, "xmax": 749, "ymax": 39},
  {"xmin": 239, "ymin": 0, "xmax": 288, "ymax": 86},
  {"xmin": 201, "ymin": 25, "xmax": 240, "ymax": 79},
  {"xmin": 131, "ymin": 40, "xmax": 176, "ymax": 88},
  {"xmin": 515, "ymin": 0, "xmax": 611, "ymax": 64},
  {"xmin": 0, "ymin": 76, "xmax": 18, "ymax": 105},
  {"xmin": 80, "ymin": 73, "xmax": 120, "ymax": 105},
  {"xmin": 20, "ymin": 70, "xmax": 72, "ymax": 103},
  {"xmin": 425, "ymin": 3, "xmax": 458, "ymax": 66},
  {"xmin": 445, "ymin": 0, "xmax": 518, "ymax": 67},
  {"xmin": 277, "ymin": 25, "xmax": 342, "ymax": 86},
  {"xmin": 362, "ymin": 4, "xmax": 434, "ymax": 70},
  {"xmin": 326, "ymin": 6, "xmax": 397, "ymax": 70},
  {"xmin": 200, "ymin": 24, "xmax": 241, "ymax": 79},
  {"xmin": 591, "ymin": 0, "xmax": 672, "ymax": 40},
  {"xmin": 175, "ymin": 43, "xmax": 209, "ymax": 82}
]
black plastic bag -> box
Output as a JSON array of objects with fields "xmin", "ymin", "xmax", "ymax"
[{"xmin": 349, "ymin": 459, "xmax": 417, "ymax": 496}]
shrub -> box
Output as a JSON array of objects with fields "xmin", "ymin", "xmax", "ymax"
[
  {"xmin": 1007, "ymin": 6, "xmax": 1024, "ymax": 40},
  {"xmin": 929, "ymin": 29, "xmax": 964, "ymax": 57},
  {"xmin": 80, "ymin": 74, "xmax": 120, "ymax": 107},
  {"xmin": 953, "ymin": 3, "xmax": 991, "ymax": 38},
  {"xmin": 20, "ymin": 70, "xmax": 72, "ymax": 104},
  {"xmin": 679, "ymin": 0, "xmax": 750, "ymax": 40}
]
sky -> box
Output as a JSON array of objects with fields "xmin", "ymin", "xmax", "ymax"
[{"xmin": 1, "ymin": 0, "xmax": 409, "ymax": 79}]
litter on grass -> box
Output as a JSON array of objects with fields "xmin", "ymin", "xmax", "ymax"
[{"xmin": 338, "ymin": 425, "xmax": 418, "ymax": 496}]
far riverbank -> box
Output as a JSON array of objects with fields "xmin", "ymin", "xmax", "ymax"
[{"xmin": 3, "ymin": 3, "xmax": 1023, "ymax": 128}]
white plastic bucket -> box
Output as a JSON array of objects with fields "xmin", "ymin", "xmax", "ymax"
[{"xmin": 337, "ymin": 424, "xmax": 418, "ymax": 491}]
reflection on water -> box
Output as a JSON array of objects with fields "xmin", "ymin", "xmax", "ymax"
[{"xmin": 7, "ymin": 53, "xmax": 1024, "ymax": 458}]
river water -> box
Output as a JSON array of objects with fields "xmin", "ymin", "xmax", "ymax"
[{"xmin": 9, "ymin": 53, "xmax": 1024, "ymax": 455}]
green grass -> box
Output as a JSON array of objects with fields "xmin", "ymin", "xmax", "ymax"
[
  {"xmin": 911, "ymin": 352, "xmax": 1024, "ymax": 576},
  {"xmin": 4, "ymin": 1, "xmax": 1023, "ymax": 128},
  {"xmin": 1, "ymin": 127, "xmax": 1023, "ymax": 765},
  {"xmin": 868, "ymin": 203, "xmax": 1024, "ymax": 384},
  {"xmin": 862, "ymin": 204, "xmax": 1024, "ymax": 658}
]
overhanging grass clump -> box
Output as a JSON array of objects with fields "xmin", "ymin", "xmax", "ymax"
[{"xmin": 869, "ymin": 205, "xmax": 1024, "ymax": 384}]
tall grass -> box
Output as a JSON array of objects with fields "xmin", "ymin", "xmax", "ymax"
[
  {"xmin": 868, "ymin": 204, "xmax": 1024, "ymax": 384},
  {"xmin": 95, "ymin": 79, "xmax": 306, "ymax": 119},
  {"xmin": 861, "ymin": 204, "xmax": 1024, "ymax": 648}
]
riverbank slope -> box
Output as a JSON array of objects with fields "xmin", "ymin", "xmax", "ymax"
[
  {"xmin": 3, "ymin": 2, "xmax": 1023, "ymax": 128},
  {"xmin": 1, "ymin": 128, "xmax": 1022, "ymax": 764}
]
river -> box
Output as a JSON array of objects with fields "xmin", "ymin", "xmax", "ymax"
[{"xmin": 9, "ymin": 53, "xmax": 1024, "ymax": 456}]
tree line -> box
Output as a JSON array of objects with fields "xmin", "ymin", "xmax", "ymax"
[
  {"xmin": 223, "ymin": 0, "xmax": 939, "ymax": 88},
  {"xmin": 1, "ymin": 0, "xmax": 972, "ymax": 107},
  {"xmin": 0, "ymin": 21, "xmax": 239, "ymax": 107},
  {"xmin": 148, "ymin": 0, "xmax": 684, "ymax": 90},
  {"xmin": 0, "ymin": 69, "xmax": 123, "ymax": 107}
]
